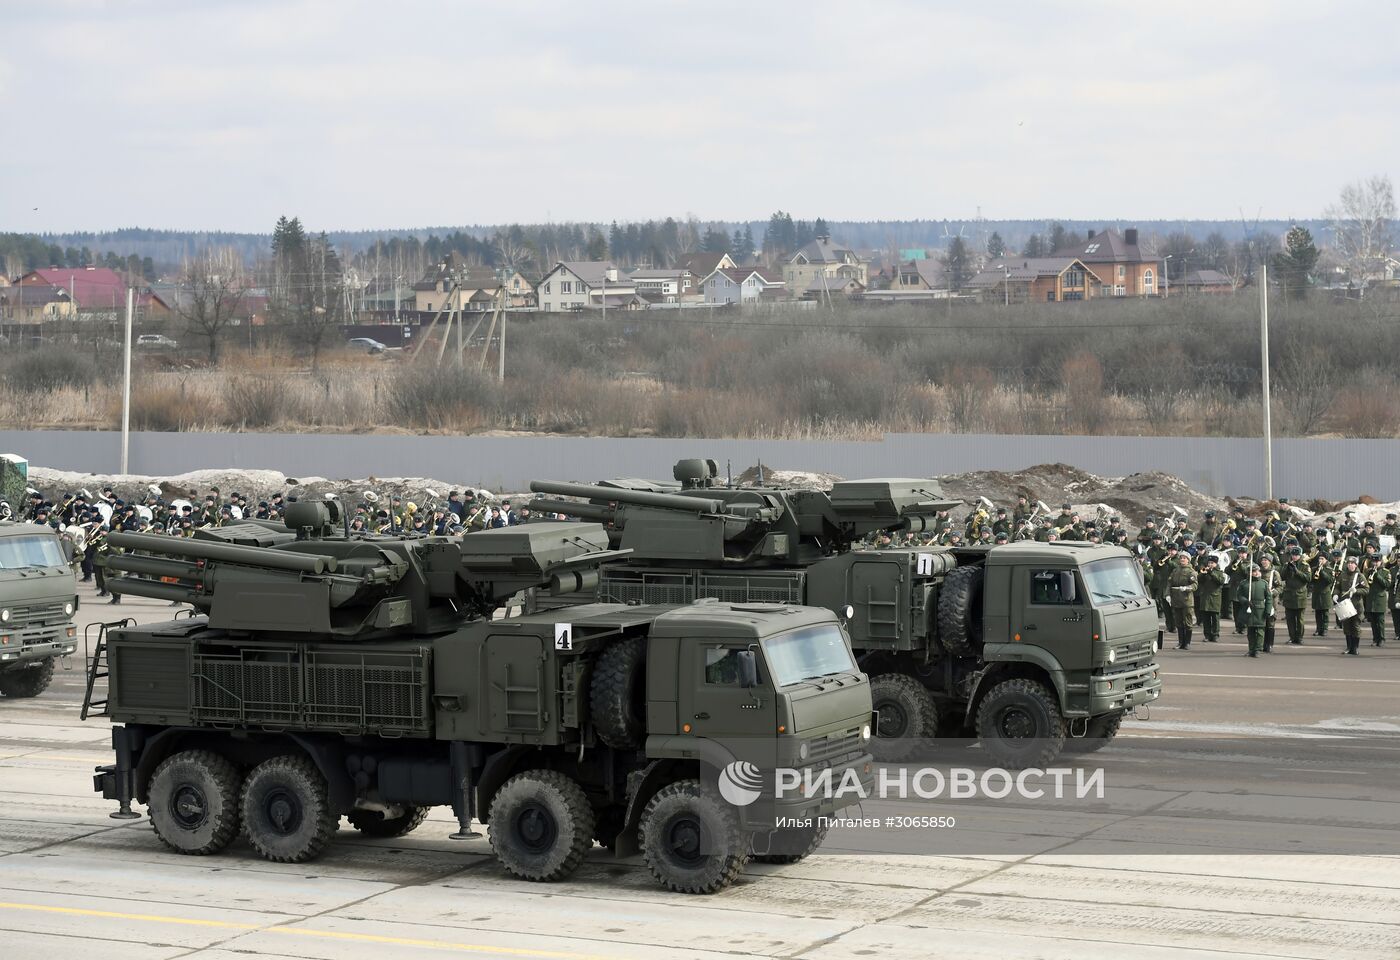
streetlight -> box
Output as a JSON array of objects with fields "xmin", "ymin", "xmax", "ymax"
[
  {"xmin": 1163, "ymin": 254, "xmax": 1171, "ymax": 298},
  {"xmin": 1002, "ymin": 264, "xmax": 1010, "ymax": 306}
]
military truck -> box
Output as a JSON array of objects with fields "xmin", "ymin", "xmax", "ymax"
[
  {"xmin": 530, "ymin": 459, "xmax": 1162, "ymax": 767},
  {"xmin": 82, "ymin": 501, "xmax": 874, "ymax": 894},
  {"xmin": 0, "ymin": 520, "xmax": 79, "ymax": 698}
]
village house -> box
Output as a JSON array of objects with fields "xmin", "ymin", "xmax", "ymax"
[
  {"xmin": 783, "ymin": 236, "xmax": 867, "ymax": 298},
  {"xmin": 16, "ymin": 266, "xmax": 171, "ymax": 318},
  {"xmin": 536, "ymin": 261, "xmax": 640, "ymax": 312},
  {"xmin": 1049, "ymin": 227, "xmax": 1162, "ymax": 297},
  {"xmin": 627, "ymin": 268, "xmax": 698, "ymax": 303},
  {"xmin": 413, "ymin": 253, "xmax": 531, "ymax": 313},
  {"xmin": 1177, "ymin": 269, "xmax": 1236, "ymax": 296},
  {"xmin": 700, "ymin": 266, "xmax": 785, "ymax": 304},
  {"xmin": 966, "ymin": 257, "xmax": 1101, "ymax": 303},
  {"xmin": 0, "ymin": 284, "xmax": 75, "ymax": 323}
]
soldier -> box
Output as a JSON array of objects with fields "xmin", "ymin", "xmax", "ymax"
[
  {"xmin": 1150, "ymin": 538, "xmax": 1174, "ymax": 633},
  {"xmin": 1335, "ymin": 556, "xmax": 1367, "ymax": 655},
  {"xmin": 1364, "ymin": 552, "xmax": 1391, "ymax": 646},
  {"xmin": 1310, "ymin": 552, "xmax": 1336, "ymax": 637},
  {"xmin": 1361, "ymin": 521, "xmax": 1381, "ymax": 553},
  {"xmin": 991, "ymin": 508, "xmax": 1012, "ymax": 538},
  {"xmin": 1137, "ymin": 518, "xmax": 1158, "ymax": 548},
  {"xmin": 1382, "ymin": 513, "xmax": 1400, "ymax": 538},
  {"xmin": 1257, "ymin": 555, "xmax": 1281, "ymax": 652},
  {"xmin": 1227, "ymin": 552, "xmax": 1251, "ymax": 634},
  {"xmin": 1034, "ymin": 516, "xmax": 1053, "ymax": 542},
  {"xmin": 1296, "ymin": 522, "xmax": 1316, "ymax": 555},
  {"xmin": 1054, "ymin": 503, "xmax": 1074, "ymax": 532},
  {"xmin": 1197, "ymin": 510, "xmax": 1220, "ymax": 547},
  {"xmin": 1386, "ymin": 548, "xmax": 1400, "ymax": 642},
  {"xmin": 1280, "ymin": 547, "xmax": 1311, "ymax": 644},
  {"xmin": 1011, "ymin": 495, "xmax": 1032, "ymax": 529},
  {"xmin": 1168, "ymin": 552, "xmax": 1199, "ymax": 648},
  {"xmin": 1243, "ymin": 564, "xmax": 1272, "ymax": 658},
  {"xmin": 1197, "ymin": 553, "xmax": 1227, "ymax": 643}
]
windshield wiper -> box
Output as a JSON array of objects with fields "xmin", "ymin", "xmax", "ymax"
[{"xmin": 1091, "ymin": 591, "xmax": 1114, "ymax": 602}]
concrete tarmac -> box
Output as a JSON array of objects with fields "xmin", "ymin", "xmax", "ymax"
[{"xmin": 1, "ymin": 581, "xmax": 1399, "ymax": 959}]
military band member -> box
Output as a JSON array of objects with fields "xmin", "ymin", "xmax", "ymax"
[
  {"xmin": 1336, "ymin": 557, "xmax": 1367, "ymax": 656},
  {"xmin": 1310, "ymin": 552, "xmax": 1336, "ymax": 637},
  {"xmin": 1281, "ymin": 547, "xmax": 1311, "ymax": 644},
  {"xmin": 1168, "ymin": 552, "xmax": 1199, "ymax": 648},
  {"xmin": 1244, "ymin": 565, "xmax": 1272, "ymax": 658}
]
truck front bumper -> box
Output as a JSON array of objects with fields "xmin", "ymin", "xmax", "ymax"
[
  {"xmin": 1087, "ymin": 661, "xmax": 1161, "ymax": 714},
  {"xmin": 740, "ymin": 752, "xmax": 876, "ymax": 831},
  {"xmin": 0, "ymin": 624, "xmax": 77, "ymax": 666}
]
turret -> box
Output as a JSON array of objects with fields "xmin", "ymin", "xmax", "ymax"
[
  {"xmin": 104, "ymin": 518, "xmax": 626, "ymax": 638},
  {"xmin": 528, "ymin": 463, "xmax": 959, "ymax": 567}
]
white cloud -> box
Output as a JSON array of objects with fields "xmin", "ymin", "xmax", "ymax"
[{"xmin": 1, "ymin": 0, "xmax": 1395, "ymax": 232}]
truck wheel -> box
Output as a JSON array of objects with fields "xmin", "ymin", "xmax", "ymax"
[
  {"xmin": 975, "ymin": 678, "xmax": 1065, "ymax": 769},
  {"xmin": 752, "ymin": 820, "xmax": 829, "ymax": 864},
  {"xmin": 869, "ymin": 673, "xmax": 938, "ymax": 761},
  {"xmin": 937, "ymin": 565, "xmax": 985, "ymax": 656},
  {"xmin": 147, "ymin": 750, "xmax": 242, "ymax": 856},
  {"xmin": 488, "ymin": 770, "xmax": 594, "ymax": 882},
  {"xmin": 641, "ymin": 779, "xmax": 747, "ymax": 894},
  {"xmin": 240, "ymin": 756, "xmax": 336, "ymax": 863},
  {"xmin": 0, "ymin": 658, "xmax": 55, "ymax": 698},
  {"xmin": 591, "ymin": 636, "xmax": 646, "ymax": 750},
  {"xmin": 346, "ymin": 805, "xmax": 429, "ymax": 838},
  {"xmin": 1063, "ymin": 712, "xmax": 1123, "ymax": 755}
]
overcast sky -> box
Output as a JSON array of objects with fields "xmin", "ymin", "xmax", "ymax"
[{"xmin": 2, "ymin": 0, "xmax": 1394, "ymax": 233}]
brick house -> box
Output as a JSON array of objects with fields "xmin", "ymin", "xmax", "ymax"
[
  {"xmin": 1049, "ymin": 227, "xmax": 1162, "ymax": 297},
  {"xmin": 967, "ymin": 257, "xmax": 1101, "ymax": 303}
]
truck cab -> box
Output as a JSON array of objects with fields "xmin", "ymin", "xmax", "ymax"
[{"xmin": 0, "ymin": 521, "xmax": 79, "ymax": 698}]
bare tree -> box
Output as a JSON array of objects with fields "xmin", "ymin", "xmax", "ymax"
[
  {"xmin": 1275, "ymin": 344, "xmax": 1339, "ymax": 435},
  {"xmin": 1326, "ymin": 175, "xmax": 1395, "ymax": 293},
  {"xmin": 271, "ymin": 233, "xmax": 345, "ymax": 370},
  {"xmin": 175, "ymin": 250, "xmax": 244, "ymax": 365}
]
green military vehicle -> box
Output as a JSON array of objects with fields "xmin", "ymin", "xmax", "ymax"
[
  {"xmin": 0, "ymin": 520, "xmax": 80, "ymax": 698},
  {"xmin": 531, "ymin": 459, "xmax": 1162, "ymax": 767},
  {"xmin": 82, "ymin": 501, "xmax": 874, "ymax": 894}
]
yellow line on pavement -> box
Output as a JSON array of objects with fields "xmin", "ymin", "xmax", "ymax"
[{"xmin": 0, "ymin": 900, "xmax": 626, "ymax": 959}]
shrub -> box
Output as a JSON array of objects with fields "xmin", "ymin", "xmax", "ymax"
[
  {"xmin": 4, "ymin": 349, "xmax": 97, "ymax": 393},
  {"xmin": 387, "ymin": 365, "xmax": 497, "ymax": 430}
]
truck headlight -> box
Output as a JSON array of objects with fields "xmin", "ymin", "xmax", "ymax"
[
  {"xmin": 0, "ymin": 608, "xmax": 9, "ymax": 622},
  {"xmin": 798, "ymin": 741, "xmax": 810, "ymax": 761},
  {"xmin": 1107, "ymin": 648, "xmax": 1117, "ymax": 664},
  {"xmin": 861, "ymin": 723, "xmax": 872, "ymax": 741},
  {"xmin": 63, "ymin": 602, "xmax": 74, "ymax": 617}
]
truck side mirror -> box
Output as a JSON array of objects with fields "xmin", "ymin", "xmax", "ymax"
[
  {"xmin": 736, "ymin": 649, "xmax": 759, "ymax": 688},
  {"xmin": 1059, "ymin": 571, "xmax": 1078, "ymax": 604}
]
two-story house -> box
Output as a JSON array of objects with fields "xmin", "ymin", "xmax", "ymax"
[
  {"xmin": 783, "ymin": 236, "xmax": 867, "ymax": 299},
  {"xmin": 627, "ymin": 268, "xmax": 698, "ymax": 303},
  {"xmin": 967, "ymin": 257, "xmax": 1101, "ymax": 303},
  {"xmin": 700, "ymin": 267, "xmax": 785, "ymax": 304},
  {"xmin": 1049, "ymin": 228, "xmax": 1162, "ymax": 297},
  {"xmin": 413, "ymin": 255, "xmax": 530, "ymax": 313},
  {"xmin": 536, "ymin": 261, "xmax": 640, "ymax": 312}
]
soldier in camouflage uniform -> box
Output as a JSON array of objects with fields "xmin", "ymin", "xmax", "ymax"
[
  {"xmin": 1364, "ymin": 551, "xmax": 1391, "ymax": 646},
  {"xmin": 1244, "ymin": 565, "xmax": 1272, "ymax": 657},
  {"xmin": 1197, "ymin": 510, "xmax": 1221, "ymax": 547},
  {"xmin": 1382, "ymin": 513, "xmax": 1400, "ymax": 538},
  {"xmin": 1336, "ymin": 556, "xmax": 1367, "ymax": 655},
  {"xmin": 1257, "ymin": 555, "xmax": 1281, "ymax": 652},
  {"xmin": 1149, "ymin": 537, "xmax": 1174, "ymax": 632}
]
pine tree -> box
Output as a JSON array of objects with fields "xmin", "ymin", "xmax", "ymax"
[
  {"xmin": 943, "ymin": 237, "xmax": 971, "ymax": 290},
  {"xmin": 702, "ymin": 226, "xmax": 730, "ymax": 253},
  {"xmin": 987, "ymin": 231, "xmax": 1005, "ymax": 259},
  {"xmin": 585, "ymin": 228, "xmax": 607, "ymax": 261},
  {"xmin": 1271, "ymin": 225, "xmax": 1320, "ymax": 300},
  {"xmin": 813, "ymin": 216, "xmax": 829, "ymax": 238},
  {"xmin": 1022, "ymin": 234, "xmax": 1045, "ymax": 257}
]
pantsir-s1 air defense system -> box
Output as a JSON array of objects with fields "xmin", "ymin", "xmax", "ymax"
[
  {"xmin": 531, "ymin": 459, "xmax": 1162, "ymax": 766},
  {"xmin": 83, "ymin": 500, "xmax": 874, "ymax": 893}
]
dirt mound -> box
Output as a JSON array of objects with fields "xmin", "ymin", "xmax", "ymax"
[
  {"xmin": 934, "ymin": 464, "xmax": 1225, "ymax": 526},
  {"xmin": 735, "ymin": 465, "xmax": 843, "ymax": 490}
]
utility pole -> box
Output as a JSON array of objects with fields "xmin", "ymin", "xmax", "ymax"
[
  {"xmin": 120, "ymin": 288, "xmax": 133, "ymax": 474},
  {"xmin": 1259, "ymin": 262, "xmax": 1273, "ymax": 500}
]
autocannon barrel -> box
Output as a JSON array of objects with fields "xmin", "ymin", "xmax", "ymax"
[
  {"xmin": 109, "ymin": 577, "xmax": 199, "ymax": 605},
  {"xmin": 104, "ymin": 555, "xmax": 204, "ymax": 581},
  {"xmin": 528, "ymin": 481, "xmax": 724, "ymax": 515},
  {"xmin": 107, "ymin": 531, "xmax": 336, "ymax": 574},
  {"xmin": 528, "ymin": 498, "xmax": 616, "ymax": 522}
]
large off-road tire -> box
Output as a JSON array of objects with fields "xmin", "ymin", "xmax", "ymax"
[
  {"xmin": 240, "ymin": 756, "xmax": 336, "ymax": 863},
  {"xmin": 975, "ymin": 678, "xmax": 1066, "ymax": 769},
  {"xmin": 869, "ymin": 673, "xmax": 938, "ymax": 761},
  {"xmin": 0, "ymin": 658, "xmax": 56, "ymax": 698},
  {"xmin": 488, "ymin": 769, "xmax": 594, "ymax": 882},
  {"xmin": 346, "ymin": 805, "xmax": 429, "ymax": 838},
  {"xmin": 591, "ymin": 636, "xmax": 646, "ymax": 750},
  {"xmin": 937, "ymin": 565, "xmax": 985, "ymax": 656},
  {"xmin": 1062, "ymin": 711, "xmax": 1124, "ymax": 755},
  {"xmin": 147, "ymin": 750, "xmax": 242, "ymax": 856},
  {"xmin": 641, "ymin": 779, "xmax": 748, "ymax": 894},
  {"xmin": 752, "ymin": 819, "xmax": 830, "ymax": 864}
]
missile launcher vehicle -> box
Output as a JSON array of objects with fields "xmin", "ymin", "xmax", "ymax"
[
  {"xmin": 82, "ymin": 500, "xmax": 874, "ymax": 893},
  {"xmin": 531, "ymin": 459, "xmax": 1162, "ymax": 767}
]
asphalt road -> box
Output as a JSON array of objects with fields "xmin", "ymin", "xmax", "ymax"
[{"xmin": 1, "ymin": 581, "xmax": 1399, "ymax": 959}]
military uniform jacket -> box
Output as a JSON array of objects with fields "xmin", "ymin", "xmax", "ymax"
[
  {"xmin": 1196, "ymin": 567, "xmax": 1227, "ymax": 614},
  {"xmin": 1366, "ymin": 566, "xmax": 1392, "ymax": 614},
  {"xmin": 1310, "ymin": 565, "xmax": 1335, "ymax": 610},
  {"xmin": 1168, "ymin": 565, "xmax": 1198, "ymax": 608},
  {"xmin": 1245, "ymin": 578, "xmax": 1274, "ymax": 627},
  {"xmin": 1197, "ymin": 521, "xmax": 1220, "ymax": 545},
  {"xmin": 1280, "ymin": 561, "xmax": 1311, "ymax": 609}
]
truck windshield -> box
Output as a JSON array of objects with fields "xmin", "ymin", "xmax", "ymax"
[
  {"xmin": 1081, "ymin": 557, "xmax": 1148, "ymax": 604},
  {"xmin": 762, "ymin": 623, "xmax": 857, "ymax": 686},
  {"xmin": 0, "ymin": 534, "xmax": 67, "ymax": 570}
]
